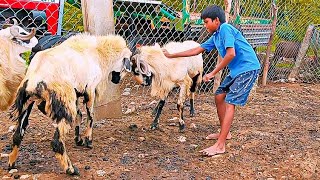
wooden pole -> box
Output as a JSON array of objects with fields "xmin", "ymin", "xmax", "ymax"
[
  {"xmin": 212, "ymin": 0, "xmax": 233, "ymax": 92},
  {"xmin": 261, "ymin": 2, "xmax": 278, "ymax": 86},
  {"xmin": 81, "ymin": 0, "xmax": 122, "ymax": 119},
  {"xmin": 288, "ymin": 24, "xmax": 315, "ymax": 81}
]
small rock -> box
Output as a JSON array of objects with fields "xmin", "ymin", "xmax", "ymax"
[
  {"xmin": 149, "ymin": 100, "xmax": 157, "ymax": 106},
  {"xmin": 84, "ymin": 166, "xmax": 91, "ymax": 170},
  {"xmin": 14, "ymin": 175, "xmax": 20, "ymax": 179},
  {"xmin": 168, "ymin": 117, "xmax": 178, "ymax": 121},
  {"xmin": 128, "ymin": 124, "xmax": 138, "ymax": 131},
  {"xmin": 8, "ymin": 125, "xmax": 15, "ymax": 133},
  {"xmin": 9, "ymin": 169, "xmax": 18, "ymax": 174},
  {"xmin": 2, "ymin": 175, "xmax": 11, "ymax": 179},
  {"xmin": 20, "ymin": 175, "xmax": 30, "ymax": 179},
  {"xmin": 138, "ymin": 137, "xmax": 145, "ymax": 142},
  {"xmin": 267, "ymin": 178, "xmax": 275, "ymax": 180},
  {"xmin": 96, "ymin": 170, "xmax": 106, "ymax": 177},
  {"xmin": 178, "ymin": 136, "xmax": 186, "ymax": 142},
  {"xmin": 108, "ymin": 137, "xmax": 116, "ymax": 142},
  {"xmin": 211, "ymin": 154, "xmax": 222, "ymax": 158},
  {"xmin": 189, "ymin": 144, "xmax": 198, "ymax": 149},
  {"xmin": 29, "ymin": 160, "xmax": 37, "ymax": 166},
  {"xmin": 102, "ymin": 157, "xmax": 109, "ymax": 161},
  {"xmin": 123, "ymin": 88, "xmax": 131, "ymax": 92},
  {"xmin": 288, "ymin": 78, "xmax": 295, "ymax": 82},
  {"xmin": 168, "ymin": 123, "xmax": 176, "ymax": 126},
  {"xmin": 0, "ymin": 153, "xmax": 9, "ymax": 157},
  {"xmin": 138, "ymin": 154, "xmax": 148, "ymax": 158},
  {"xmin": 190, "ymin": 123, "xmax": 197, "ymax": 129},
  {"xmin": 122, "ymin": 92, "xmax": 130, "ymax": 96},
  {"xmin": 124, "ymin": 107, "xmax": 136, "ymax": 114}
]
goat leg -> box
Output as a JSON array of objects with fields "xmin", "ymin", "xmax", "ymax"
[
  {"xmin": 51, "ymin": 120, "xmax": 80, "ymax": 176},
  {"xmin": 83, "ymin": 91, "xmax": 95, "ymax": 149},
  {"xmin": 8, "ymin": 102, "xmax": 34, "ymax": 170},
  {"xmin": 177, "ymin": 103, "xmax": 185, "ymax": 132},
  {"xmin": 151, "ymin": 100, "xmax": 165, "ymax": 130},
  {"xmin": 74, "ymin": 98, "xmax": 84, "ymax": 146},
  {"xmin": 189, "ymin": 73, "xmax": 200, "ymax": 117},
  {"xmin": 151, "ymin": 101, "xmax": 161, "ymax": 116},
  {"xmin": 74, "ymin": 109, "xmax": 83, "ymax": 146}
]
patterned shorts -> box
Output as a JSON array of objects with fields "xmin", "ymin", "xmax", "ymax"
[{"xmin": 215, "ymin": 69, "xmax": 260, "ymax": 106}]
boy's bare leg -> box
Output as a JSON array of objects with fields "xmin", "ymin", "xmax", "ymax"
[
  {"xmin": 200, "ymin": 103, "xmax": 235, "ymax": 156},
  {"xmin": 205, "ymin": 93, "xmax": 232, "ymax": 140}
]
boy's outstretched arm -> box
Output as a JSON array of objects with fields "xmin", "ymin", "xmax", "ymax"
[
  {"xmin": 163, "ymin": 46, "xmax": 205, "ymax": 58},
  {"xmin": 203, "ymin": 47, "xmax": 235, "ymax": 82}
]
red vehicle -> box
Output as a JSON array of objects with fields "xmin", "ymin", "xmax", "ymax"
[{"xmin": 0, "ymin": 0, "xmax": 61, "ymax": 35}]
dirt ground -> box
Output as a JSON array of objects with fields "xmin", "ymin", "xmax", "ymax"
[{"xmin": 0, "ymin": 82, "xmax": 319, "ymax": 179}]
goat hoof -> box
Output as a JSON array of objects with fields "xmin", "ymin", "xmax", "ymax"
[
  {"xmin": 66, "ymin": 165, "xmax": 80, "ymax": 176},
  {"xmin": 179, "ymin": 124, "xmax": 185, "ymax": 133},
  {"xmin": 8, "ymin": 163, "xmax": 16, "ymax": 171},
  {"xmin": 190, "ymin": 111, "xmax": 196, "ymax": 117},
  {"xmin": 74, "ymin": 137, "xmax": 84, "ymax": 146},
  {"xmin": 84, "ymin": 137, "xmax": 93, "ymax": 149},
  {"xmin": 150, "ymin": 124, "xmax": 158, "ymax": 130}
]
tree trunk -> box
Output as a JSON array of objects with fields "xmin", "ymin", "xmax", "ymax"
[
  {"xmin": 288, "ymin": 25, "xmax": 315, "ymax": 81},
  {"xmin": 262, "ymin": 2, "xmax": 278, "ymax": 86},
  {"xmin": 81, "ymin": 0, "xmax": 122, "ymax": 119}
]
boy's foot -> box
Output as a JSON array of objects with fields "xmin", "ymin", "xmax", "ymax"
[
  {"xmin": 199, "ymin": 145, "xmax": 225, "ymax": 157},
  {"xmin": 205, "ymin": 132, "xmax": 232, "ymax": 140}
]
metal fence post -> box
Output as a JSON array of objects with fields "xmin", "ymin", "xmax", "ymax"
[{"xmin": 81, "ymin": 0, "xmax": 122, "ymax": 119}]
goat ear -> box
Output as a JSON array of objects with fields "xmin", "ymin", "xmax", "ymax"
[
  {"xmin": 154, "ymin": 43, "xmax": 160, "ymax": 48},
  {"xmin": 123, "ymin": 58, "xmax": 132, "ymax": 72}
]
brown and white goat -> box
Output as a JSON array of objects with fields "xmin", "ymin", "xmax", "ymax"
[
  {"xmin": 131, "ymin": 41, "xmax": 203, "ymax": 132},
  {"xmin": 9, "ymin": 34, "xmax": 132, "ymax": 175},
  {"xmin": 0, "ymin": 20, "xmax": 38, "ymax": 111}
]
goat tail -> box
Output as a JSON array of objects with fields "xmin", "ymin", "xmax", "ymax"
[{"xmin": 10, "ymin": 80, "xmax": 31, "ymax": 121}]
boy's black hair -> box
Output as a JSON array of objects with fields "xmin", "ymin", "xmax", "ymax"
[{"xmin": 201, "ymin": 5, "xmax": 226, "ymax": 23}]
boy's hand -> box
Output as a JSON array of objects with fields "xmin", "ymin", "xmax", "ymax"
[
  {"xmin": 203, "ymin": 73, "xmax": 214, "ymax": 82},
  {"xmin": 162, "ymin": 49, "xmax": 172, "ymax": 58}
]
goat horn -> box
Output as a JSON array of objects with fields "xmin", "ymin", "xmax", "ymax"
[
  {"xmin": 10, "ymin": 27, "xmax": 36, "ymax": 40},
  {"xmin": 12, "ymin": 18, "xmax": 18, "ymax": 25},
  {"xmin": 137, "ymin": 57, "xmax": 151, "ymax": 76},
  {"xmin": 2, "ymin": 18, "xmax": 18, "ymax": 29}
]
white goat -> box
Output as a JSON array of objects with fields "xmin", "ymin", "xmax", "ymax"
[
  {"xmin": 0, "ymin": 20, "xmax": 38, "ymax": 111},
  {"xmin": 132, "ymin": 41, "xmax": 203, "ymax": 132},
  {"xmin": 9, "ymin": 34, "xmax": 132, "ymax": 176}
]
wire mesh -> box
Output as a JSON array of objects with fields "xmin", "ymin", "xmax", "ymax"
[{"xmin": 0, "ymin": 0, "xmax": 319, "ymax": 97}]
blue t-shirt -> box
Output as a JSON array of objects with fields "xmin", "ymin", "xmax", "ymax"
[{"xmin": 201, "ymin": 23, "xmax": 260, "ymax": 78}]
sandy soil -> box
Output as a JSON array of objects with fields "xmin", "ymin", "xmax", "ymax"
[{"xmin": 0, "ymin": 82, "xmax": 319, "ymax": 179}]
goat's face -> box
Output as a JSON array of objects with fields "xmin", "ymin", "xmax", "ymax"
[
  {"xmin": 130, "ymin": 54, "xmax": 153, "ymax": 86},
  {"xmin": 110, "ymin": 47, "xmax": 132, "ymax": 84},
  {"xmin": 0, "ymin": 20, "xmax": 38, "ymax": 51}
]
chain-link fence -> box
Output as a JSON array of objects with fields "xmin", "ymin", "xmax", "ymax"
[{"xmin": 0, "ymin": 0, "xmax": 319, "ymax": 91}]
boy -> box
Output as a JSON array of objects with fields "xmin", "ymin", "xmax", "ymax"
[{"xmin": 162, "ymin": 5, "xmax": 260, "ymax": 156}]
